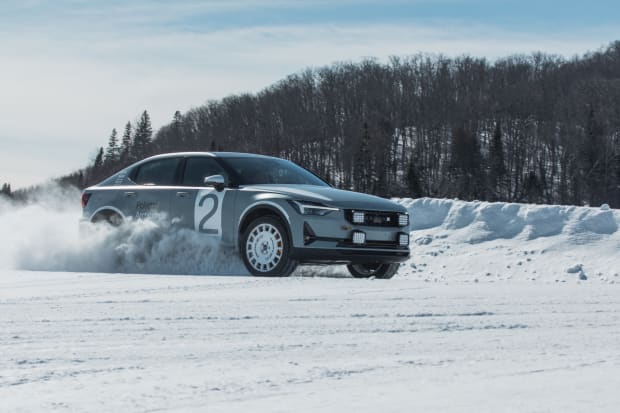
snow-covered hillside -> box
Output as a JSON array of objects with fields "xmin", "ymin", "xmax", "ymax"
[{"xmin": 1, "ymin": 192, "xmax": 620, "ymax": 412}]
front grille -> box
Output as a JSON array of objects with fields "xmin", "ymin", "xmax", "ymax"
[{"xmin": 344, "ymin": 209, "xmax": 400, "ymax": 227}]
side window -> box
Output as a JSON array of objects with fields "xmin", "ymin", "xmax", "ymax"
[
  {"xmin": 183, "ymin": 157, "xmax": 227, "ymax": 186},
  {"xmin": 134, "ymin": 158, "xmax": 181, "ymax": 186}
]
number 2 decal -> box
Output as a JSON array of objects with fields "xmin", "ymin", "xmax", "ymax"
[{"xmin": 195, "ymin": 189, "xmax": 224, "ymax": 236}]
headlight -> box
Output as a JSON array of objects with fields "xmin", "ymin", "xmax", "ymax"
[{"xmin": 290, "ymin": 200, "xmax": 339, "ymax": 216}]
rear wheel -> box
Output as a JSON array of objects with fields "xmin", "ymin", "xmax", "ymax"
[
  {"xmin": 347, "ymin": 263, "xmax": 399, "ymax": 279},
  {"xmin": 242, "ymin": 216, "xmax": 297, "ymax": 277}
]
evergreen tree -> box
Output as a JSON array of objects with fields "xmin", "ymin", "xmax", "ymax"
[
  {"xmin": 120, "ymin": 121, "xmax": 133, "ymax": 163},
  {"xmin": 614, "ymin": 136, "xmax": 620, "ymax": 207},
  {"xmin": 523, "ymin": 170, "xmax": 543, "ymax": 203},
  {"xmin": 488, "ymin": 121, "xmax": 507, "ymax": 200},
  {"xmin": 407, "ymin": 161, "xmax": 423, "ymax": 198},
  {"xmin": 450, "ymin": 126, "xmax": 483, "ymax": 200},
  {"xmin": 1, "ymin": 183, "xmax": 11, "ymax": 197},
  {"xmin": 375, "ymin": 167, "xmax": 387, "ymax": 197},
  {"xmin": 85, "ymin": 148, "xmax": 105, "ymax": 187},
  {"xmin": 104, "ymin": 128, "xmax": 119, "ymax": 164},
  {"xmin": 354, "ymin": 123, "xmax": 373, "ymax": 192},
  {"xmin": 172, "ymin": 110, "xmax": 183, "ymax": 147},
  {"xmin": 133, "ymin": 110, "xmax": 153, "ymax": 159},
  {"xmin": 582, "ymin": 106, "xmax": 605, "ymax": 206},
  {"xmin": 94, "ymin": 147, "xmax": 104, "ymax": 170},
  {"xmin": 157, "ymin": 110, "xmax": 184, "ymax": 152}
]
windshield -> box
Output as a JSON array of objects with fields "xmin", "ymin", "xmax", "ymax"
[{"xmin": 221, "ymin": 157, "xmax": 329, "ymax": 186}]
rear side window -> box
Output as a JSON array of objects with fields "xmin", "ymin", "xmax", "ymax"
[
  {"xmin": 134, "ymin": 158, "xmax": 181, "ymax": 185},
  {"xmin": 182, "ymin": 157, "xmax": 228, "ymax": 186}
]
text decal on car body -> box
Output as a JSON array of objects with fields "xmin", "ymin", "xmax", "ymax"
[
  {"xmin": 194, "ymin": 188, "xmax": 224, "ymax": 236},
  {"xmin": 136, "ymin": 201, "xmax": 158, "ymax": 219}
]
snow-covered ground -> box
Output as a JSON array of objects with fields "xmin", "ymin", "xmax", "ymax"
[
  {"xmin": 2, "ymin": 272, "xmax": 620, "ymax": 412},
  {"xmin": 1, "ymin": 191, "xmax": 619, "ymax": 411}
]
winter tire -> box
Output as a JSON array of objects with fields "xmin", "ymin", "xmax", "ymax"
[
  {"xmin": 242, "ymin": 216, "xmax": 297, "ymax": 277},
  {"xmin": 347, "ymin": 263, "xmax": 399, "ymax": 279}
]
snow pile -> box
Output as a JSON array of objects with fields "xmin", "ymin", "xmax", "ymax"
[
  {"xmin": 398, "ymin": 197, "xmax": 618, "ymax": 239},
  {"xmin": 395, "ymin": 197, "xmax": 620, "ymax": 283}
]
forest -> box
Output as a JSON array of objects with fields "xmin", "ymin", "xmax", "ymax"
[{"xmin": 8, "ymin": 41, "xmax": 620, "ymax": 208}]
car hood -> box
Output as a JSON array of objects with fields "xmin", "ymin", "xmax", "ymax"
[{"xmin": 243, "ymin": 185, "xmax": 406, "ymax": 212}]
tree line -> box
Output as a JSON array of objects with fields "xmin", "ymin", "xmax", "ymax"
[{"xmin": 58, "ymin": 41, "xmax": 620, "ymax": 207}]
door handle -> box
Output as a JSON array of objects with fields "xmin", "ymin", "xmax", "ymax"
[
  {"xmin": 176, "ymin": 191, "xmax": 189, "ymax": 198},
  {"xmin": 124, "ymin": 191, "xmax": 136, "ymax": 197}
]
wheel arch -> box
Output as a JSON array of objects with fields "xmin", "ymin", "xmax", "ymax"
[
  {"xmin": 237, "ymin": 202, "xmax": 292, "ymax": 251},
  {"xmin": 89, "ymin": 206, "xmax": 125, "ymax": 224}
]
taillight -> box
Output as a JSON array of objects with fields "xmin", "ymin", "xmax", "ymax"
[{"xmin": 81, "ymin": 192, "xmax": 91, "ymax": 208}]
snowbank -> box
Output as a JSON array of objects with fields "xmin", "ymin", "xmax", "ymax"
[
  {"xmin": 395, "ymin": 198, "xmax": 620, "ymax": 283},
  {"xmin": 397, "ymin": 197, "xmax": 619, "ymax": 241}
]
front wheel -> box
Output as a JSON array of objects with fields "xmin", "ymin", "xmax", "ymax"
[
  {"xmin": 347, "ymin": 263, "xmax": 400, "ymax": 279},
  {"xmin": 242, "ymin": 216, "xmax": 297, "ymax": 277}
]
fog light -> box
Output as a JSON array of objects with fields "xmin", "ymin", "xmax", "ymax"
[
  {"xmin": 352, "ymin": 231, "xmax": 366, "ymax": 244},
  {"xmin": 398, "ymin": 233, "xmax": 409, "ymax": 246},
  {"xmin": 398, "ymin": 213, "xmax": 409, "ymax": 227},
  {"xmin": 352, "ymin": 211, "xmax": 365, "ymax": 224}
]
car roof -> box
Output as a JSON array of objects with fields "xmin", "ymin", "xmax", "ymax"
[{"xmin": 140, "ymin": 152, "xmax": 276, "ymax": 162}]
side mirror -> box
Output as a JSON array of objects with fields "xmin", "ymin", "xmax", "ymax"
[{"xmin": 204, "ymin": 175, "xmax": 225, "ymax": 192}]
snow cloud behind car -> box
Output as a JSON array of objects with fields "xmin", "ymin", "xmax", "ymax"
[{"xmin": 0, "ymin": 185, "xmax": 246, "ymax": 275}]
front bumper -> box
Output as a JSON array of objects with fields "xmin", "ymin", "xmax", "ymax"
[{"xmin": 288, "ymin": 208, "xmax": 410, "ymax": 264}]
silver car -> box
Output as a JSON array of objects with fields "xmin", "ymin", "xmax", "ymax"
[{"xmin": 81, "ymin": 152, "xmax": 410, "ymax": 278}]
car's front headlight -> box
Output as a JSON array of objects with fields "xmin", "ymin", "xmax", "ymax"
[{"xmin": 289, "ymin": 200, "xmax": 339, "ymax": 216}]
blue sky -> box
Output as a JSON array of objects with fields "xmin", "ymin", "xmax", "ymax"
[
  {"xmin": 3, "ymin": 1, "xmax": 618, "ymax": 33},
  {"xmin": 1, "ymin": 0, "xmax": 618, "ymax": 188}
]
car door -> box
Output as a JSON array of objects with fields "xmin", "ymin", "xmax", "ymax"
[
  {"xmin": 128, "ymin": 157, "xmax": 183, "ymax": 221},
  {"xmin": 169, "ymin": 156, "xmax": 237, "ymax": 243}
]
